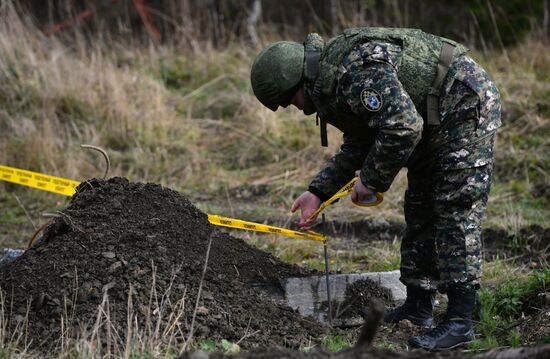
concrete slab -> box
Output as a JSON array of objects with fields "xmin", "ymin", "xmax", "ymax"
[{"xmin": 281, "ymin": 270, "xmax": 406, "ymax": 326}]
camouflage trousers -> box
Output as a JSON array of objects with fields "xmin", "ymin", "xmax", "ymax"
[{"xmin": 399, "ymin": 134, "xmax": 495, "ymax": 293}]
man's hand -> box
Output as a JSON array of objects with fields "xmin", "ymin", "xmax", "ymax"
[
  {"xmin": 351, "ymin": 170, "xmax": 375, "ymax": 204},
  {"xmin": 291, "ymin": 191, "xmax": 321, "ymax": 229}
]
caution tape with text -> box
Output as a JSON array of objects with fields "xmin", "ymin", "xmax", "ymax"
[
  {"xmin": 0, "ymin": 165, "xmax": 326, "ymax": 243},
  {"xmin": 0, "ymin": 165, "xmax": 79, "ymax": 197}
]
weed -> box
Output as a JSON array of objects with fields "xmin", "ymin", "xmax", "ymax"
[
  {"xmin": 199, "ymin": 339, "xmax": 216, "ymax": 352},
  {"xmin": 374, "ymin": 340, "xmax": 399, "ymax": 350},
  {"xmin": 473, "ymin": 269, "xmax": 549, "ymax": 350},
  {"xmin": 510, "ymin": 330, "xmax": 522, "ymax": 347},
  {"xmin": 321, "ymin": 333, "xmax": 353, "ymax": 352},
  {"xmin": 492, "ymin": 269, "xmax": 549, "ymax": 318}
]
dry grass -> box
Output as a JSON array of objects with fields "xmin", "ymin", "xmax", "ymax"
[
  {"xmin": 0, "ymin": 3, "xmax": 548, "ymax": 356},
  {"xmin": 1, "ymin": 0, "xmax": 548, "ymax": 281},
  {"xmin": 0, "ymin": 2, "xmax": 321, "ymax": 198},
  {"xmin": 0, "ymin": 260, "xmax": 221, "ymax": 358}
]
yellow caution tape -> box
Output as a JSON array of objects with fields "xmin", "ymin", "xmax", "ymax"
[
  {"xmin": 0, "ymin": 165, "xmax": 327, "ymax": 243},
  {"xmin": 208, "ymin": 214, "xmax": 326, "ymax": 243},
  {"xmin": 308, "ymin": 177, "xmax": 383, "ymax": 221},
  {"xmin": 0, "ymin": 165, "xmax": 79, "ymax": 197}
]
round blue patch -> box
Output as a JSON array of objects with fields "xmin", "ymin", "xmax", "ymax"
[{"xmin": 360, "ymin": 89, "xmax": 383, "ymax": 112}]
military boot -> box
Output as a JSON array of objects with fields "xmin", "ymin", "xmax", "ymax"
[
  {"xmin": 360, "ymin": 286, "xmax": 434, "ymax": 327},
  {"xmin": 409, "ymin": 287, "xmax": 476, "ymax": 350}
]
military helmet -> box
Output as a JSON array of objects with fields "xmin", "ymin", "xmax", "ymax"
[{"xmin": 250, "ymin": 41, "xmax": 304, "ymax": 111}]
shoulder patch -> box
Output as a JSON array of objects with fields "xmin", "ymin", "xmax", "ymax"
[{"xmin": 360, "ymin": 89, "xmax": 383, "ymax": 112}]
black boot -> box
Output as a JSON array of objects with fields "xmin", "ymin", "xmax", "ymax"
[
  {"xmin": 360, "ymin": 287, "xmax": 434, "ymax": 327},
  {"xmin": 409, "ymin": 287, "xmax": 476, "ymax": 350}
]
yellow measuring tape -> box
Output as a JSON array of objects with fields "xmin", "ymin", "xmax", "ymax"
[
  {"xmin": 208, "ymin": 214, "xmax": 326, "ymax": 242},
  {"xmin": 308, "ymin": 177, "xmax": 383, "ymax": 221},
  {"xmin": 0, "ymin": 165, "xmax": 79, "ymax": 196},
  {"xmin": 0, "ymin": 165, "xmax": 326, "ymax": 243}
]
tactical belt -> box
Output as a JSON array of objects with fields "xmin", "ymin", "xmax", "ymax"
[{"xmin": 426, "ymin": 41, "xmax": 456, "ymax": 126}]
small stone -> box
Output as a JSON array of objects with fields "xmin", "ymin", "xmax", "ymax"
[
  {"xmin": 196, "ymin": 306, "xmax": 209, "ymax": 315},
  {"xmin": 109, "ymin": 261, "xmax": 122, "ymax": 272},
  {"xmin": 102, "ymin": 252, "xmax": 116, "ymax": 259},
  {"xmin": 111, "ymin": 200, "xmax": 123, "ymax": 210},
  {"xmin": 202, "ymin": 290, "xmax": 214, "ymax": 300}
]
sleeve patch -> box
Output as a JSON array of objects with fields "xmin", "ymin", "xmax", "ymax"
[{"xmin": 360, "ymin": 89, "xmax": 383, "ymax": 112}]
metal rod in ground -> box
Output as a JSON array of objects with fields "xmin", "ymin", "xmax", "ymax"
[
  {"xmin": 322, "ymin": 214, "xmax": 332, "ymax": 325},
  {"xmin": 324, "ymin": 241, "xmax": 332, "ymax": 325}
]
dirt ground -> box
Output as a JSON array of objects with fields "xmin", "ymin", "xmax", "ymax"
[
  {"xmin": 0, "ymin": 177, "xmax": 548, "ymax": 357},
  {"xmin": 0, "ymin": 178, "xmax": 328, "ymax": 351},
  {"xmin": 315, "ymin": 218, "xmax": 549, "ymax": 271}
]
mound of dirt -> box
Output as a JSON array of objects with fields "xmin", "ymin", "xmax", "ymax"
[
  {"xmin": 335, "ymin": 279, "xmax": 393, "ymax": 320},
  {"xmin": 0, "ymin": 178, "xmax": 326, "ymax": 351}
]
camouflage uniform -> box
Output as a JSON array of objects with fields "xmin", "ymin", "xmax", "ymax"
[{"xmin": 305, "ymin": 30, "xmax": 501, "ymax": 292}]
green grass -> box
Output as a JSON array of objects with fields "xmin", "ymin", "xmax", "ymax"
[
  {"xmin": 471, "ymin": 269, "xmax": 549, "ymax": 350},
  {"xmin": 321, "ymin": 333, "xmax": 354, "ymax": 352},
  {"xmin": 0, "ymin": 4, "xmax": 549, "ymax": 357}
]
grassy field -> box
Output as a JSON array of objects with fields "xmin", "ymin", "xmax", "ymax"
[{"xmin": 0, "ymin": 2, "xmax": 549, "ymax": 357}]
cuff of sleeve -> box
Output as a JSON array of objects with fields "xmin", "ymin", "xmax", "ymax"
[
  {"xmin": 360, "ymin": 170, "xmax": 388, "ymax": 193},
  {"xmin": 308, "ymin": 186, "xmax": 330, "ymax": 202}
]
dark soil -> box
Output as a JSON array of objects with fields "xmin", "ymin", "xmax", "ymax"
[
  {"xmin": 181, "ymin": 347, "xmax": 466, "ymax": 358},
  {"xmin": 180, "ymin": 344, "xmax": 550, "ymax": 358},
  {"xmin": 482, "ymin": 225, "xmax": 550, "ymax": 263},
  {"xmin": 0, "ymin": 177, "xmax": 327, "ymax": 351},
  {"xmin": 319, "ymin": 219, "xmax": 549, "ymax": 264},
  {"xmin": 334, "ymin": 279, "xmax": 392, "ymax": 320},
  {"xmin": 519, "ymin": 307, "xmax": 550, "ymax": 346},
  {"xmin": 318, "ymin": 219, "xmax": 405, "ymax": 242}
]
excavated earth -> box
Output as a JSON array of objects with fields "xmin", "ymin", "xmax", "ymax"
[{"xmin": 0, "ymin": 177, "xmax": 329, "ymax": 351}]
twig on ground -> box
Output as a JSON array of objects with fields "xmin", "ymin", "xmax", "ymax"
[
  {"xmin": 80, "ymin": 144, "xmax": 110, "ymax": 179},
  {"xmin": 181, "ymin": 231, "xmax": 215, "ymax": 353},
  {"xmin": 235, "ymin": 317, "xmax": 260, "ymax": 346}
]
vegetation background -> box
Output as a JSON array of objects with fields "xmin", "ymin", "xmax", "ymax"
[{"xmin": 0, "ymin": 0, "xmax": 549, "ymax": 355}]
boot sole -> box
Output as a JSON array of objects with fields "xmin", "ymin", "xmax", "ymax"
[{"xmin": 410, "ymin": 338, "xmax": 473, "ymax": 351}]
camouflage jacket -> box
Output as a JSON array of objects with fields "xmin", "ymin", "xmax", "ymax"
[{"xmin": 306, "ymin": 30, "xmax": 501, "ymax": 201}]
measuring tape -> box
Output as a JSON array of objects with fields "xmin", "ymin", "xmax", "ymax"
[
  {"xmin": 308, "ymin": 177, "xmax": 383, "ymax": 221},
  {"xmin": 0, "ymin": 165, "xmax": 326, "ymax": 243},
  {"xmin": 208, "ymin": 214, "xmax": 326, "ymax": 242},
  {"xmin": 0, "ymin": 165, "xmax": 79, "ymax": 196}
]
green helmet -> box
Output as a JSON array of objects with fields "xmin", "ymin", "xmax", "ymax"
[{"xmin": 250, "ymin": 41, "xmax": 304, "ymax": 111}]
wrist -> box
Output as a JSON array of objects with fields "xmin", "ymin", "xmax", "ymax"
[{"xmin": 308, "ymin": 186, "xmax": 329, "ymax": 202}]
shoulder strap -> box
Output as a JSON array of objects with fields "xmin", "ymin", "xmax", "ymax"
[
  {"xmin": 304, "ymin": 50, "xmax": 321, "ymax": 80},
  {"xmin": 305, "ymin": 47, "xmax": 329, "ymax": 147},
  {"xmin": 426, "ymin": 41, "xmax": 455, "ymax": 126}
]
